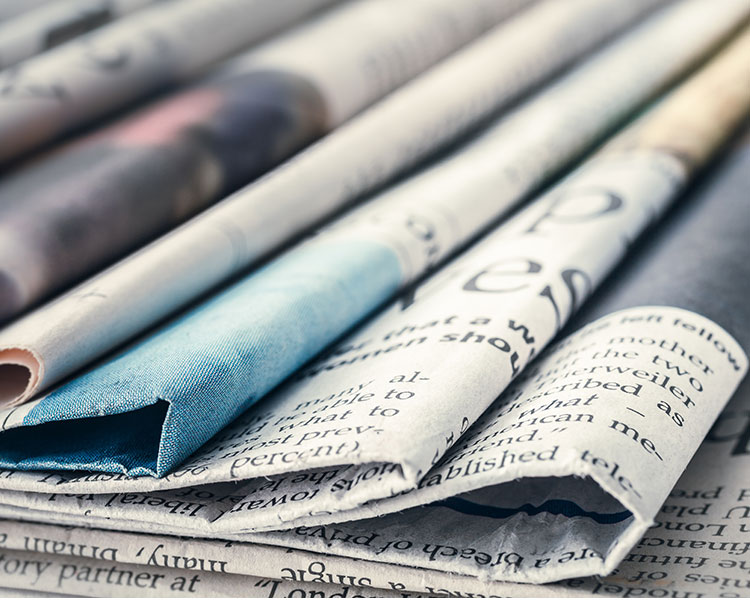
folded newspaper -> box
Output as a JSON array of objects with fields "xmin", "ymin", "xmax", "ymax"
[
  {"xmin": 0, "ymin": 0, "xmax": 662, "ymax": 405},
  {"xmin": 0, "ymin": 0, "xmax": 526, "ymax": 322},
  {"xmin": 0, "ymin": 0, "xmax": 740, "ymax": 468},
  {"xmin": 0, "ymin": 2, "xmax": 749, "ymax": 597},
  {"xmin": 0, "ymin": 12, "xmax": 748, "ymax": 596}
]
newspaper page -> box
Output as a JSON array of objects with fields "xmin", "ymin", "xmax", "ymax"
[
  {"xmin": 2, "ymin": 112, "xmax": 745, "ymax": 597},
  {"xmin": 201, "ymin": 0, "xmax": 531, "ymax": 129},
  {"xmin": 0, "ymin": 0, "xmax": 337, "ymax": 163},
  {"xmin": 220, "ymin": 0, "xmax": 532, "ymax": 129},
  {"xmin": 540, "ymin": 118, "xmax": 750, "ymax": 598},
  {"xmin": 0, "ymin": 547, "xmax": 417, "ymax": 598},
  {"xmin": 0, "ymin": 0, "xmax": 159, "ymax": 70},
  {"xmin": 2, "ymin": 377, "xmax": 748, "ymax": 595},
  {"xmin": 0, "ymin": 0, "xmax": 668, "ymax": 407},
  {"xmin": 0, "ymin": 0, "xmax": 731, "ymax": 481},
  {"xmin": 245, "ymin": 85, "xmax": 750, "ymax": 590},
  {"xmin": 0, "ymin": 517, "xmax": 544, "ymax": 597},
  {"xmin": 0, "ymin": 19, "xmax": 746, "ymax": 570},
  {"xmin": 0, "ymin": 0, "xmax": 525, "ymax": 326},
  {"xmin": 0, "ymin": 585, "xmax": 73, "ymax": 599}
]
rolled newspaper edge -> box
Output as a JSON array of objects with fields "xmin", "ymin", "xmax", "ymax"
[
  {"xmin": 0, "ymin": 0, "xmax": 670, "ymax": 410},
  {"xmin": 601, "ymin": 22, "xmax": 750, "ymax": 168},
  {"xmin": 0, "ymin": 348, "xmax": 40, "ymax": 408}
]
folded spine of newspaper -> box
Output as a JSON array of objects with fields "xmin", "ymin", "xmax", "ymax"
[
  {"xmin": 14, "ymin": 101, "xmax": 745, "ymax": 599},
  {"xmin": 535, "ymin": 114, "xmax": 750, "ymax": 599},
  {"xmin": 0, "ymin": 0, "xmax": 523, "ymax": 325},
  {"xmin": 0, "ymin": 517, "xmax": 544, "ymax": 597},
  {"xmin": 0, "ymin": 0, "xmax": 158, "ymax": 70},
  {"xmin": 0, "ymin": 0, "xmax": 668, "ymax": 406},
  {"xmin": 0, "ymin": 0, "xmax": 339, "ymax": 163},
  {"xmin": 0, "ymin": 0, "xmax": 728, "ymax": 477},
  {"xmin": 0, "ymin": 9, "xmax": 747, "ymax": 566},
  {"xmin": 236, "ymin": 26, "xmax": 750, "ymax": 584}
]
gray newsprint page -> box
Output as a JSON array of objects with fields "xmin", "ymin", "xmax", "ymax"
[{"xmin": 0, "ymin": 6, "xmax": 749, "ymax": 600}]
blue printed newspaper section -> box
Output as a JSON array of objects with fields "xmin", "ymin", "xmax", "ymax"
[{"xmin": 0, "ymin": 241, "xmax": 401, "ymax": 475}]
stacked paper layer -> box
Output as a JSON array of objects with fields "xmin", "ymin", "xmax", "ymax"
[{"xmin": 0, "ymin": 0, "xmax": 749, "ymax": 597}]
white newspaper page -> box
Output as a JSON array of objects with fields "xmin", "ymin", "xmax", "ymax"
[
  {"xmin": 0, "ymin": 7, "xmax": 748, "ymax": 594},
  {"xmin": 0, "ymin": 547, "xmax": 416, "ymax": 597},
  {"xmin": 0, "ymin": 20, "xmax": 749, "ymax": 544},
  {"xmin": 2, "ymin": 372, "xmax": 747, "ymax": 593},
  {"xmin": 0, "ymin": 517, "xmax": 544, "ymax": 597},
  {"xmin": 249, "ymin": 305, "xmax": 745, "ymax": 583}
]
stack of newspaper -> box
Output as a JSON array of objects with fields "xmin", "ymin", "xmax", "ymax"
[{"xmin": 0, "ymin": 0, "xmax": 749, "ymax": 596}]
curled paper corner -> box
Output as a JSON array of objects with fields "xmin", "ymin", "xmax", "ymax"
[{"xmin": 0, "ymin": 347, "xmax": 42, "ymax": 408}]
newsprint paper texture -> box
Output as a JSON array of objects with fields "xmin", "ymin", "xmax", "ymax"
[
  {"xmin": 0, "ymin": 0, "xmax": 338, "ymax": 163},
  {"xmin": 0, "ymin": 0, "xmax": 698, "ymax": 474},
  {"xmin": 0, "ymin": 0, "xmax": 743, "ymax": 480},
  {"xmin": 0, "ymin": 315, "xmax": 747, "ymax": 596},
  {"xmin": 1, "ymin": 131, "xmax": 750, "ymax": 594},
  {"xmin": 0, "ymin": 4, "xmax": 740, "ymax": 482},
  {"xmin": 0, "ymin": 22, "xmax": 748, "ymax": 591},
  {"xmin": 0, "ymin": 0, "xmax": 747, "ymax": 490},
  {"xmin": 0, "ymin": 0, "xmax": 526, "ymax": 324},
  {"xmin": 0, "ymin": 355, "xmax": 748, "ymax": 597},
  {"xmin": 1, "ymin": 112, "xmax": 749, "ymax": 599},
  {"xmin": 0, "ymin": 0, "xmax": 669, "ymax": 406}
]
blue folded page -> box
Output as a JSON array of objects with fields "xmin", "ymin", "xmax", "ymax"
[{"xmin": 0, "ymin": 240, "xmax": 402, "ymax": 475}]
